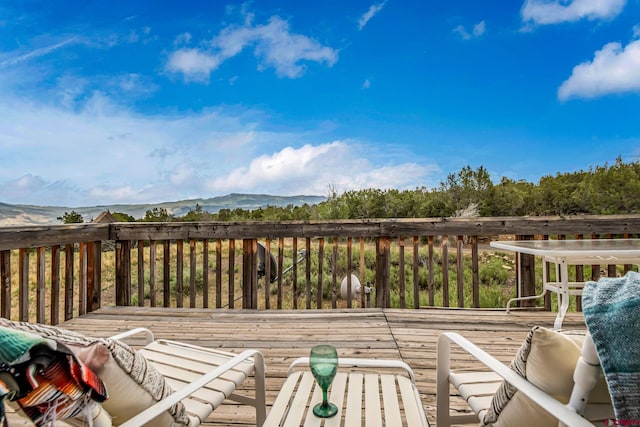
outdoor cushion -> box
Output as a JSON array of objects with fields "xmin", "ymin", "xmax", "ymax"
[
  {"xmin": 0, "ymin": 319, "xmax": 192, "ymax": 427},
  {"xmin": 482, "ymin": 326, "xmax": 610, "ymax": 427}
]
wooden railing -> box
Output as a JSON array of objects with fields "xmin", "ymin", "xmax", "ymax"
[{"xmin": 1, "ymin": 215, "xmax": 639, "ymax": 324}]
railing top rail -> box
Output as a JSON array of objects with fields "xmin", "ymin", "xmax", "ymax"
[
  {"xmin": 0, "ymin": 223, "xmax": 110, "ymax": 251},
  {"xmin": 1, "ymin": 215, "xmax": 639, "ymax": 250}
]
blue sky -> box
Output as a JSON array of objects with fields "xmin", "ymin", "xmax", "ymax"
[{"xmin": 1, "ymin": 0, "xmax": 639, "ymax": 207}]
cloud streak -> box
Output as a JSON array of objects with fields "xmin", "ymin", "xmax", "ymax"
[
  {"xmin": 453, "ymin": 21, "xmax": 486, "ymax": 40},
  {"xmin": 521, "ymin": 0, "xmax": 626, "ymax": 25},
  {"xmin": 0, "ymin": 37, "xmax": 77, "ymax": 67},
  {"xmin": 358, "ymin": 1, "xmax": 387, "ymax": 30}
]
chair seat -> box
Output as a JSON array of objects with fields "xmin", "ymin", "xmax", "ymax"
[
  {"xmin": 112, "ymin": 330, "xmax": 266, "ymax": 427},
  {"xmin": 139, "ymin": 339, "xmax": 256, "ymax": 423},
  {"xmin": 449, "ymin": 371, "xmax": 502, "ymax": 422}
]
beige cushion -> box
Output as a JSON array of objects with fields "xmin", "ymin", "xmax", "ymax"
[
  {"xmin": 482, "ymin": 326, "xmax": 611, "ymax": 427},
  {"xmin": 0, "ymin": 319, "xmax": 192, "ymax": 427}
]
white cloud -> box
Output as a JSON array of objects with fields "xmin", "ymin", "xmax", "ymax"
[
  {"xmin": 362, "ymin": 79, "xmax": 371, "ymax": 89},
  {"xmin": 250, "ymin": 17, "xmax": 338, "ymax": 78},
  {"xmin": 558, "ymin": 40, "xmax": 640, "ymax": 100},
  {"xmin": 111, "ymin": 73, "xmax": 158, "ymax": 96},
  {"xmin": 521, "ymin": 0, "xmax": 626, "ymax": 25},
  {"xmin": 165, "ymin": 48, "xmax": 221, "ymax": 82},
  {"xmin": 174, "ymin": 32, "xmax": 192, "ymax": 46},
  {"xmin": 633, "ymin": 24, "xmax": 640, "ymax": 39},
  {"xmin": 358, "ymin": 1, "xmax": 387, "ymax": 31},
  {"xmin": 206, "ymin": 141, "xmax": 432, "ymax": 196},
  {"xmin": 453, "ymin": 25, "xmax": 471, "ymax": 40},
  {"xmin": 165, "ymin": 15, "xmax": 337, "ymax": 81},
  {"xmin": 453, "ymin": 21, "xmax": 486, "ymax": 40},
  {"xmin": 473, "ymin": 21, "xmax": 486, "ymax": 37}
]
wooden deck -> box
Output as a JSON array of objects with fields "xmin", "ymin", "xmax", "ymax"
[{"xmin": 7, "ymin": 307, "xmax": 586, "ymax": 426}]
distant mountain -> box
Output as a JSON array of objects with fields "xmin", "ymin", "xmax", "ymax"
[{"xmin": 0, "ymin": 193, "xmax": 326, "ymax": 226}]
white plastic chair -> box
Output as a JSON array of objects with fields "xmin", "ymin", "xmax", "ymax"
[
  {"xmin": 111, "ymin": 327, "xmax": 266, "ymax": 427},
  {"xmin": 436, "ymin": 332, "xmax": 612, "ymax": 427}
]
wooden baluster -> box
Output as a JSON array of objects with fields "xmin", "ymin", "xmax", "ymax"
[
  {"xmin": 317, "ymin": 238, "xmax": 324, "ymax": 309},
  {"xmin": 50, "ymin": 246, "xmax": 60, "ymax": 324},
  {"xmin": 202, "ymin": 239, "xmax": 209, "ymax": 308},
  {"xmin": 398, "ymin": 237, "xmax": 405, "ymax": 309},
  {"xmin": 442, "ymin": 236, "xmax": 449, "ymax": 307}
]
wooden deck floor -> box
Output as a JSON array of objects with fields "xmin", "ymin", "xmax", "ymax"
[{"xmin": 9, "ymin": 307, "xmax": 587, "ymax": 426}]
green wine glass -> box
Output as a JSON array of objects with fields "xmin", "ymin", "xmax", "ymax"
[{"xmin": 309, "ymin": 344, "xmax": 339, "ymax": 418}]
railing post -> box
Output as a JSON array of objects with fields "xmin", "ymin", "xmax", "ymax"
[
  {"xmin": 18, "ymin": 248, "xmax": 29, "ymax": 322},
  {"xmin": 1, "ymin": 250, "xmax": 11, "ymax": 319},
  {"xmin": 331, "ymin": 237, "xmax": 338, "ymax": 309},
  {"xmin": 398, "ymin": 237, "xmax": 405, "ymax": 309},
  {"xmin": 456, "ymin": 236, "xmax": 464, "ymax": 308},
  {"xmin": 116, "ymin": 240, "xmax": 131, "ymax": 306},
  {"xmin": 138, "ymin": 240, "xmax": 146, "ymax": 307},
  {"xmin": 176, "ymin": 240, "xmax": 184, "ymax": 308},
  {"xmin": 516, "ymin": 235, "xmax": 536, "ymax": 307},
  {"xmin": 471, "ymin": 236, "xmax": 480, "ymax": 308},
  {"xmin": 189, "ymin": 239, "xmax": 197, "ymax": 308},
  {"xmin": 163, "ymin": 240, "xmax": 171, "ymax": 307},
  {"xmin": 64, "ymin": 244, "xmax": 74, "ymax": 321},
  {"xmin": 79, "ymin": 243, "xmax": 87, "ymax": 316},
  {"xmin": 37, "ymin": 246, "xmax": 46, "ymax": 323},
  {"xmin": 442, "ymin": 236, "xmax": 449, "ymax": 307},
  {"xmin": 346, "ymin": 237, "xmax": 353, "ymax": 309},
  {"xmin": 50, "ymin": 246, "xmax": 60, "ymax": 324},
  {"xmin": 202, "ymin": 239, "xmax": 209, "ymax": 309},
  {"xmin": 277, "ymin": 237, "xmax": 284, "ymax": 309},
  {"xmin": 305, "ymin": 238, "xmax": 312, "ymax": 309},
  {"xmin": 427, "ymin": 236, "xmax": 435, "ymax": 306},
  {"xmin": 375, "ymin": 236, "xmax": 391, "ymax": 308},
  {"xmin": 413, "ymin": 236, "xmax": 421, "ymax": 308},
  {"xmin": 89, "ymin": 241, "xmax": 102, "ymax": 312},
  {"xmin": 242, "ymin": 239, "xmax": 258, "ymax": 309},
  {"xmin": 317, "ymin": 237, "xmax": 324, "ymax": 309},
  {"xmin": 292, "ymin": 237, "xmax": 298, "ymax": 309},
  {"xmin": 228, "ymin": 239, "xmax": 235, "ymax": 308},
  {"xmin": 359, "ymin": 237, "xmax": 365, "ymax": 308}
]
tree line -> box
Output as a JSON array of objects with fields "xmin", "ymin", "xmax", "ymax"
[{"xmin": 58, "ymin": 157, "xmax": 640, "ymax": 224}]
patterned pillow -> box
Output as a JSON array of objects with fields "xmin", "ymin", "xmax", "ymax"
[
  {"xmin": 482, "ymin": 326, "xmax": 611, "ymax": 427},
  {"xmin": 0, "ymin": 319, "xmax": 192, "ymax": 427},
  {"xmin": 0, "ymin": 325, "xmax": 109, "ymax": 426}
]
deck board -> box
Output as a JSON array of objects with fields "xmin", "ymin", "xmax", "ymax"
[{"xmin": 6, "ymin": 307, "xmax": 585, "ymax": 426}]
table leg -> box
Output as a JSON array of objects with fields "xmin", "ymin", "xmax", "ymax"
[{"xmin": 554, "ymin": 259, "xmax": 570, "ymax": 330}]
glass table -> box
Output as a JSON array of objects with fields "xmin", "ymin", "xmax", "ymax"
[{"xmin": 490, "ymin": 239, "xmax": 640, "ymax": 329}]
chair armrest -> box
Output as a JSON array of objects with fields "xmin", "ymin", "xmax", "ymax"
[
  {"xmin": 436, "ymin": 332, "xmax": 595, "ymax": 427},
  {"xmin": 117, "ymin": 349, "xmax": 265, "ymax": 427},
  {"xmin": 109, "ymin": 327, "xmax": 155, "ymax": 344}
]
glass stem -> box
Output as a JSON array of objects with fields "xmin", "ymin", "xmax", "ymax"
[{"xmin": 322, "ymin": 387, "xmax": 329, "ymax": 407}]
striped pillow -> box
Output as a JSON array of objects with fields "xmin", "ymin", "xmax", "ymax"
[{"xmin": 482, "ymin": 326, "xmax": 610, "ymax": 427}]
